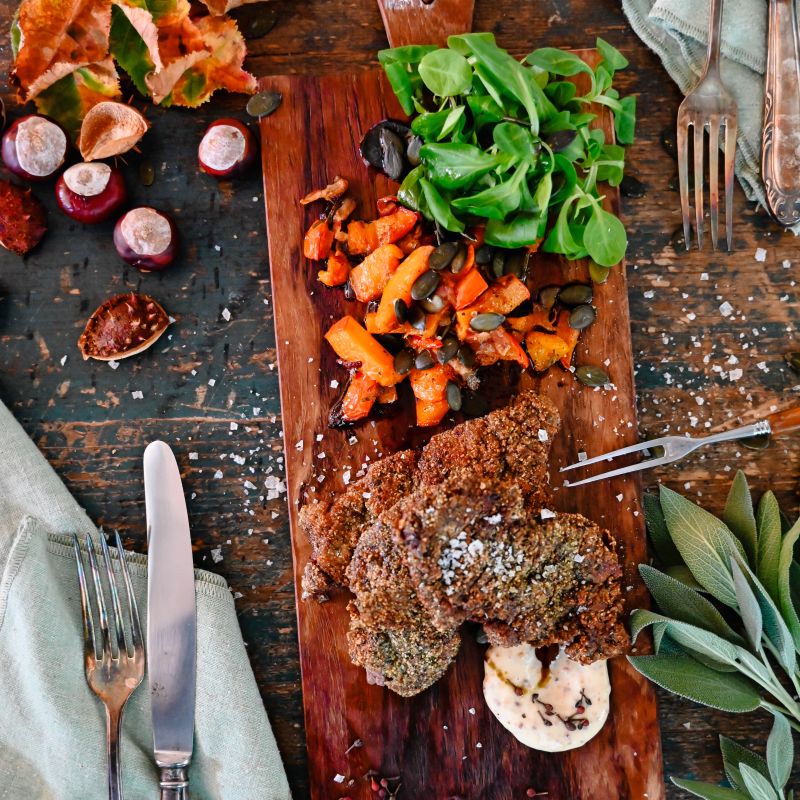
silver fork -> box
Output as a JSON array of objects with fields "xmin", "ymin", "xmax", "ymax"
[
  {"xmin": 677, "ymin": 0, "xmax": 738, "ymax": 251},
  {"xmin": 560, "ymin": 405, "xmax": 800, "ymax": 487},
  {"xmin": 73, "ymin": 532, "xmax": 145, "ymax": 800}
]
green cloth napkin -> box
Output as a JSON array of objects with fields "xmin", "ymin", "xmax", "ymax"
[
  {"xmin": 0, "ymin": 400, "xmax": 292, "ymax": 800},
  {"xmin": 621, "ymin": 0, "xmax": 800, "ymax": 233}
]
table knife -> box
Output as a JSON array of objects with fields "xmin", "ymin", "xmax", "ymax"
[
  {"xmin": 144, "ymin": 440, "xmax": 197, "ymax": 800},
  {"xmin": 763, "ymin": 0, "xmax": 800, "ymax": 225}
]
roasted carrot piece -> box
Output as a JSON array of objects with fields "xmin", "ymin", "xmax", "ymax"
[
  {"xmin": 377, "ymin": 196, "xmax": 399, "ymax": 216},
  {"xmin": 555, "ymin": 309, "xmax": 580, "ymax": 368},
  {"xmin": 303, "ymin": 219, "xmax": 335, "ymax": 260},
  {"xmin": 318, "ymin": 248, "xmax": 351, "ymax": 287},
  {"xmin": 454, "ymin": 268, "xmax": 488, "ymax": 310},
  {"xmin": 346, "ymin": 207, "xmax": 419, "ymax": 255},
  {"xmin": 506, "ymin": 306, "xmax": 557, "ymax": 335},
  {"xmin": 396, "ymin": 223, "xmax": 430, "ymax": 255},
  {"xmin": 300, "ymin": 176, "xmax": 349, "ymax": 205},
  {"xmin": 409, "ymin": 364, "xmax": 452, "ymax": 427},
  {"xmin": 455, "ymin": 274, "xmax": 531, "ymax": 338},
  {"xmin": 525, "ymin": 330, "xmax": 570, "ymax": 372},
  {"xmin": 346, "ymin": 220, "xmax": 379, "ymax": 255},
  {"xmin": 338, "ymin": 371, "xmax": 379, "ymax": 423},
  {"xmin": 406, "ymin": 335, "xmax": 443, "ymax": 351},
  {"xmin": 467, "ymin": 327, "xmax": 529, "ymax": 368},
  {"xmin": 324, "ymin": 316, "xmax": 401, "ymax": 386},
  {"xmin": 371, "ymin": 245, "xmax": 434, "ymax": 333},
  {"xmin": 348, "ymin": 243, "xmax": 404, "ymax": 302},
  {"xmin": 377, "ymin": 384, "xmax": 398, "ymax": 404}
]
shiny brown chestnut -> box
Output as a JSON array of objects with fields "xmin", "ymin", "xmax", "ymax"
[
  {"xmin": 113, "ymin": 206, "xmax": 179, "ymax": 271},
  {"xmin": 2, "ymin": 115, "xmax": 68, "ymax": 181},
  {"xmin": 197, "ymin": 118, "xmax": 257, "ymax": 178},
  {"xmin": 56, "ymin": 162, "xmax": 127, "ymax": 224}
]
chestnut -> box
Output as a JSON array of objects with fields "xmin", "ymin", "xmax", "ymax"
[
  {"xmin": 198, "ymin": 118, "xmax": 257, "ymax": 178},
  {"xmin": 113, "ymin": 206, "xmax": 179, "ymax": 271},
  {"xmin": 56, "ymin": 162, "xmax": 127, "ymax": 224},
  {"xmin": 2, "ymin": 115, "xmax": 68, "ymax": 181}
]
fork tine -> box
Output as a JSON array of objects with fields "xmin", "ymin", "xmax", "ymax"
[
  {"xmin": 114, "ymin": 530, "xmax": 143, "ymax": 653},
  {"xmin": 559, "ymin": 436, "xmax": 674, "ymax": 472},
  {"xmin": 724, "ymin": 115, "xmax": 737, "ymax": 251},
  {"xmin": 677, "ymin": 114, "xmax": 691, "ymax": 249},
  {"xmin": 563, "ymin": 454, "xmax": 676, "ymax": 488},
  {"xmin": 100, "ymin": 533, "xmax": 127, "ymax": 658},
  {"xmin": 85, "ymin": 537, "xmax": 112, "ymax": 661},
  {"xmin": 72, "ymin": 533, "xmax": 97, "ymax": 662},
  {"xmin": 708, "ymin": 117, "xmax": 720, "ymax": 251},
  {"xmin": 693, "ymin": 122, "xmax": 705, "ymax": 249}
]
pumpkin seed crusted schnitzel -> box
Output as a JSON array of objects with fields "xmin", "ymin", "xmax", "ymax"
[{"xmin": 297, "ymin": 390, "xmax": 629, "ymax": 696}]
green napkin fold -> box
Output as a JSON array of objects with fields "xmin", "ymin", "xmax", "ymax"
[
  {"xmin": 0, "ymin": 400, "xmax": 292, "ymax": 800},
  {"xmin": 621, "ymin": 0, "xmax": 800, "ymax": 233}
]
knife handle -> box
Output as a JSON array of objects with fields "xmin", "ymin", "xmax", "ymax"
[
  {"xmin": 763, "ymin": 0, "xmax": 800, "ymax": 226},
  {"xmin": 159, "ymin": 766, "xmax": 189, "ymax": 800},
  {"xmin": 768, "ymin": 404, "xmax": 800, "ymax": 436}
]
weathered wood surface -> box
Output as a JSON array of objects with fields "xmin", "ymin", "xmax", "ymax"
[
  {"xmin": 0, "ymin": 1, "xmax": 797, "ymax": 798},
  {"xmin": 259, "ymin": 47, "xmax": 662, "ymax": 798}
]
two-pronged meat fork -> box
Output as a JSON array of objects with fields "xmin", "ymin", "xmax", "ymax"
[{"xmin": 561, "ymin": 405, "xmax": 800, "ymax": 487}]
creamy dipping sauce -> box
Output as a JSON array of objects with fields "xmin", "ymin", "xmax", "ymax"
[{"xmin": 483, "ymin": 643, "xmax": 610, "ymax": 751}]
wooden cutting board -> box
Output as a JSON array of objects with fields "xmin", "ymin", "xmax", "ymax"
[{"xmin": 258, "ymin": 6, "xmax": 664, "ymax": 797}]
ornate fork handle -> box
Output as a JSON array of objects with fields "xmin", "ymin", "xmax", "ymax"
[{"xmin": 763, "ymin": 0, "xmax": 800, "ymax": 226}]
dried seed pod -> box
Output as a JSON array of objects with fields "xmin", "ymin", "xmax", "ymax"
[
  {"xmin": 2, "ymin": 115, "xmax": 68, "ymax": 181},
  {"xmin": 0, "ymin": 179, "xmax": 47, "ymax": 255},
  {"xmin": 79, "ymin": 101, "xmax": 149, "ymax": 161},
  {"xmin": 78, "ymin": 293, "xmax": 170, "ymax": 361},
  {"xmin": 198, "ymin": 118, "xmax": 258, "ymax": 178}
]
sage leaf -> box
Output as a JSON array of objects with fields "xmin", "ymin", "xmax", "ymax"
[
  {"xmin": 627, "ymin": 653, "xmax": 761, "ymax": 712},
  {"xmin": 723, "ymin": 470, "xmax": 757, "ymax": 565},
  {"xmin": 766, "ymin": 712, "xmax": 793, "ymax": 790},
  {"xmin": 644, "ymin": 492, "xmax": 682, "ymax": 566},
  {"xmin": 739, "ymin": 763, "xmax": 781, "ymax": 800},
  {"xmin": 418, "ymin": 49, "xmax": 472, "ymax": 97},
  {"xmin": 670, "ymin": 779, "xmax": 750, "ymax": 800},
  {"xmin": 659, "ymin": 485, "xmax": 744, "ymax": 607},
  {"xmin": 757, "ymin": 491, "xmax": 782, "ymax": 602},
  {"xmin": 778, "ymin": 519, "xmax": 800, "ymax": 651},
  {"xmin": 731, "ymin": 558, "xmax": 763, "ymax": 651},
  {"xmin": 720, "ymin": 735, "xmax": 770, "ymax": 791},
  {"xmin": 639, "ymin": 564, "xmax": 744, "ymax": 645},
  {"xmin": 666, "ymin": 564, "xmax": 706, "ymax": 591}
]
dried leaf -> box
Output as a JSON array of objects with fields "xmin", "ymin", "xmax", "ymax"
[
  {"xmin": 78, "ymin": 100, "xmax": 150, "ymax": 160},
  {"xmin": 0, "ymin": 180, "xmax": 47, "ymax": 255},
  {"xmin": 108, "ymin": 1, "xmax": 162, "ymax": 96},
  {"xmin": 11, "ymin": 0, "xmax": 114, "ymax": 101},
  {"xmin": 78, "ymin": 292, "xmax": 170, "ymax": 361}
]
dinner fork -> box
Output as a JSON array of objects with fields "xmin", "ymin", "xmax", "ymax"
[
  {"xmin": 561, "ymin": 404, "xmax": 800, "ymax": 487},
  {"xmin": 677, "ymin": 0, "xmax": 738, "ymax": 251},
  {"xmin": 73, "ymin": 532, "xmax": 145, "ymax": 800}
]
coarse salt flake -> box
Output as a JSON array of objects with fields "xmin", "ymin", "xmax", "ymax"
[
  {"xmin": 333, "ymin": 775, "xmax": 345, "ymax": 784},
  {"xmin": 540, "ymin": 508, "xmax": 556, "ymax": 520},
  {"xmin": 131, "ymin": 390, "xmax": 144, "ymax": 400},
  {"xmin": 537, "ymin": 428, "xmax": 548, "ymax": 442},
  {"xmin": 214, "ymin": 469, "xmax": 223, "ymax": 479},
  {"xmin": 210, "ymin": 547, "xmax": 223, "ymax": 563},
  {"xmin": 230, "ymin": 421, "xmax": 239, "ymax": 431},
  {"xmin": 755, "ymin": 247, "xmax": 767, "ymax": 262},
  {"xmin": 295, "ymin": 440, "xmax": 304, "ymax": 451},
  {"xmin": 189, "ymin": 452, "xmax": 199, "ymax": 460},
  {"xmin": 719, "ymin": 301, "xmax": 734, "ymax": 317},
  {"xmin": 208, "ymin": 378, "xmax": 216, "ymax": 387},
  {"xmin": 109, "ymin": 360, "xmax": 119, "ymax": 370},
  {"xmin": 222, "ymin": 307, "xmax": 231, "ymax": 322}
]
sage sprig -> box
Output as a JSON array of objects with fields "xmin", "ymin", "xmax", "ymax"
[
  {"xmin": 379, "ymin": 33, "xmax": 635, "ymax": 264},
  {"xmin": 630, "ymin": 473, "xmax": 800, "ymax": 799}
]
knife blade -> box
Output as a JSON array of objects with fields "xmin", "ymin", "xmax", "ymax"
[{"xmin": 144, "ymin": 440, "xmax": 196, "ymax": 800}]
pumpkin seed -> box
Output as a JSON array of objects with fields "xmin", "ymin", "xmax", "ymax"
[
  {"xmin": 246, "ymin": 90, "xmax": 282, "ymax": 118},
  {"xmin": 437, "ymin": 335, "xmax": 459, "ymax": 364},
  {"xmin": 503, "ymin": 249, "xmax": 529, "ymax": 280},
  {"xmin": 138, "ymin": 159, "xmax": 155, "ymax": 187},
  {"xmin": 461, "ymin": 389, "xmax": 488, "ymax": 417},
  {"xmin": 491, "ymin": 250, "xmax": 506, "ymax": 279},
  {"xmin": 394, "ymin": 349, "xmax": 414, "ymax": 375},
  {"xmin": 742, "ymin": 433, "xmax": 771, "ymax": 451},
  {"xmin": 406, "ymin": 135, "xmax": 423, "ymax": 166},
  {"xmin": 429, "ymin": 241, "xmax": 458, "ymax": 271},
  {"xmin": 557, "ymin": 282, "xmax": 593, "ymax": 307},
  {"xmin": 231, "ymin": 3, "xmax": 278, "ymax": 39},
  {"xmin": 414, "ymin": 350, "xmax": 435, "ymax": 370},
  {"xmin": 785, "ymin": 352, "xmax": 800, "ymax": 373},
  {"xmin": 411, "ymin": 270, "xmax": 440, "ymax": 300},
  {"xmin": 546, "ymin": 128, "xmax": 577, "ymax": 153},
  {"xmin": 375, "ymin": 333, "xmax": 404, "ymax": 354},
  {"xmin": 575, "ymin": 365, "xmax": 609, "ymax": 387},
  {"xmin": 568, "ymin": 304, "xmax": 596, "ymax": 330},
  {"xmin": 446, "ymin": 380, "xmax": 462, "ymax": 411},
  {"xmin": 538, "ymin": 285, "xmax": 560, "ymax": 310},
  {"xmin": 450, "ymin": 243, "xmax": 469, "ymax": 274},
  {"xmin": 470, "ymin": 312, "xmax": 505, "ymax": 332},
  {"xmin": 589, "ymin": 262, "xmax": 611, "ymax": 284},
  {"xmin": 457, "ymin": 343, "xmax": 476, "ymax": 367},
  {"xmin": 620, "ymin": 174, "xmax": 646, "ymax": 198},
  {"xmin": 408, "ymin": 304, "xmax": 426, "ymax": 332},
  {"xmin": 394, "ymin": 297, "xmax": 408, "ymax": 324},
  {"xmin": 474, "ymin": 243, "xmax": 493, "ymax": 265},
  {"xmin": 420, "ymin": 293, "xmax": 445, "ymax": 313}
]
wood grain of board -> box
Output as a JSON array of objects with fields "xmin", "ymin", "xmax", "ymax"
[{"xmin": 259, "ymin": 51, "xmax": 664, "ymax": 799}]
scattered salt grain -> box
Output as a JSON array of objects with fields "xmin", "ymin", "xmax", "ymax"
[
  {"xmin": 208, "ymin": 378, "xmax": 216, "ymax": 387},
  {"xmin": 221, "ymin": 307, "xmax": 231, "ymax": 322},
  {"xmin": 616, "ymin": 493, "xmax": 623, "ymax": 502},
  {"xmin": 577, "ymin": 451, "xmax": 587, "ymax": 462},
  {"xmin": 540, "ymin": 508, "xmax": 556, "ymax": 520},
  {"xmin": 700, "ymin": 272, "xmax": 709, "ymax": 281},
  {"xmin": 755, "ymin": 247, "xmax": 767, "ymax": 262},
  {"xmin": 189, "ymin": 452, "xmax": 199, "ymax": 460},
  {"xmin": 131, "ymin": 390, "xmax": 144, "ymax": 400},
  {"xmin": 333, "ymin": 775, "xmax": 345, "ymax": 784},
  {"xmin": 109, "ymin": 360, "xmax": 119, "ymax": 370},
  {"xmin": 783, "ymin": 259, "xmax": 791, "ymax": 269},
  {"xmin": 537, "ymin": 429, "xmax": 548, "ymax": 442},
  {"xmin": 214, "ymin": 470, "xmax": 223, "ymax": 479},
  {"xmin": 719, "ymin": 301, "xmax": 734, "ymax": 318},
  {"xmin": 295, "ymin": 440, "xmax": 304, "ymax": 451},
  {"xmin": 210, "ymin": 547, "xmax": 223, "ymax": 563},
  {"xmin": 60, "ymin": 355, "xmax": 68, "ymax": 366},
  {"xmin": 330, "ymin": 379, "xmax": 339, "ymax": 388},
  {"xmin": 244, "ymin": 480, "xmax": 257, "ymax": 490},
  {"xmin": 230, "ymin": 421, "xmax": 239, "ymax": 431},
  {"xmin": 574, "ymin": 554, "xmax": 585, "ymax": 563},
  {"xmin": 468, "ymin": 707, "xmax": 476, "ymax": 715},
  {"xmin": 643, "ymin": 290, "xmax": 654, "ymax": 299}
]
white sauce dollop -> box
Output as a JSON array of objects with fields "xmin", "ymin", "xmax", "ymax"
[
  {"xmin": 483, "ymin": 643, "xmax": 610, "ymax": 752},
  {"xmin": 16, "ymin": 117, "xmax": 67, "ymax": 177},
  {"xmin": 63, "ymin": 162, "xmax": 112, "ymax": 197},
  {"xmin": 198, "ymin": 124, "xmax": 245, "ymax": 172},
  {"xmin": 120, "ymin": 208, "xmax": 171, "ymax": 255}
]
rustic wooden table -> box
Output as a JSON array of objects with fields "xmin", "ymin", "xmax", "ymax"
[{"xmin": 0, "ymin": 2, "xmax": 797, "ymax": 797}]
